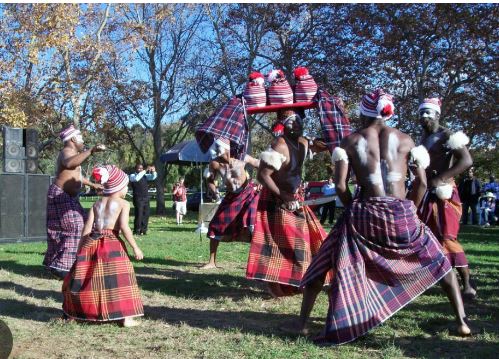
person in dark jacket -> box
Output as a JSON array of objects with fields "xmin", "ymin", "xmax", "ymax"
[
  {"xmin": 129, "ymin": 164, "xmax": 157, "ymax": 235},
  {"xmin": 458, "ymin": 167, "xmax": 481, "ymax": 225}
]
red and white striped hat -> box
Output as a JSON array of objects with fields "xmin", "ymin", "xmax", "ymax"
[
  {"xmin": 243, "ymin": 72, "xmax": 267, "ymax": 108},
  {"xmin": 59, "ymin": 125, "xmax": 81, "ymax": 143},
  {"xmin": 418, "ymin": 98, "xmax": 441, "ymax": 114},
  {"xmin": 359, "ymin": 89, "xmax": 394, "ymax": 120},
  {"xmin": 293, "ymin": 67, "xmax": 318, "ymax": 102},
  {"xmin": 267, "ymin": 69, "xmax": 293, "ymax": 105},
  {"xmin": 92, "ymin": 165, "xmax": 129, "ymax": 195}
]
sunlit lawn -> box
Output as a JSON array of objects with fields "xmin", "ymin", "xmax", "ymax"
[{"xmin": 0, "ymin": 199, "xmax": 497, "ymax": 358}]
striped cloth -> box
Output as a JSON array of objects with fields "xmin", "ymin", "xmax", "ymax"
[
  {"xmin": 301, "ymin": 197, "xmax": 451, "ymax": 345},
  {"xmin": 243, "ymin": 82, "xmax": 267, "ymax": 108},
  {"xmin": 268, "ymin": 78, "xmax": 294, "ymax": 105},
  {"xmin": 62, "ymin": 229, "xmax": 144, "ymax": 321},
  {"xmin": 294, "ymin": 75, "xmax": 318, "ymax": 102},
  {"xmin": 317, "ymin": 90, "xmax": 352, "ymax": 154},
  {"xmin": 208, "ymin": 180, "xmax": 260, "ymax": 242},
  {"xmin": 195, "ymin": 97, "xmax": 248, "ymax": 160},
  {"xmin": 43, "ymin": 184, "xmax": 87, "ymax": 272},
  {"xmin": 246, "ymin": 187, "xmax": 327, "ymax": 289},
  {"xmin": 418, "ymin": 182, "xmax": 468, "ymax": 267}
]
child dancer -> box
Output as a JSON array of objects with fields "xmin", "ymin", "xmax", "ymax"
[{"xmin": 62, "ymin": 165, "xmax": 144, "ymax": 327}]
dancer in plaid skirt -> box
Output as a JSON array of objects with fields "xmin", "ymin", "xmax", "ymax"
[
  {"xmin": 246, "ymin": 110, "xmax": 329, "ymax": 297},
  {"xmin": 63, "ymin": 165, "xmax": 144, "ymax": 327},
  {"xmin": 417, "ymin": 98, "xmax": 476, "ymax": 299},
  {"xmin": 43, "ymin": 125, "xmax": 105, "ymax": 279},
  {"xmin": 201, "ymin": 137, "xmax": 260, "ymax": 269},
  {"xmin": 286, "ymin": 90, "xmax": 470, "ymax": 344}
]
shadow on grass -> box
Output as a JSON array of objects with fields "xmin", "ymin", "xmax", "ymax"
[
  {"xmin": 135, "ymin": 266, "xmax": 268, "ymax": 301},
  {"xmin": 138, "ymin": 257, "xmax": 198, "ymax": 267},
  {"xmin": 392, "ymin": 335, "xmax": 498, "ymax": 358},
  {"xmin": 0, "ymin": 298, "xmax": 60, "ymax": 322},
  {"xmin": 406, "ymin": 298, "xmax": 499, "ymax": 336},
  {"xmin": 0, "ymin": 281, "xmax": 62, "ymax": 302},
  {"xmin": 154, "ymin": 226, "xmax": 199, "ymax": 233},
  {"xmin": 0, "ymin": 260, "xmax": 54, "ymax": 280},
  {"xmin": 144, "ymin": 304, "xmax": 300, "ymax": 339},
  {"xmin": 4, "ymin": 250, "xmax": 46, "ymax": 256}
]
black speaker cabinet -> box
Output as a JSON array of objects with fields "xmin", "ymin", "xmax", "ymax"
[
  {"xmin": 0, "ymin": 174, "xmax": 24, "ymax": 238},
  {"xmin": 24, "ymin": 128, "xmax": 39, "ymax": 174},
  {"xmin": 2, "ymin": 127, "xmax": 25, "ymax": 173},
  {"xmin": 0, "ymin": 173, "xmax": 50, "ymax": 242}
]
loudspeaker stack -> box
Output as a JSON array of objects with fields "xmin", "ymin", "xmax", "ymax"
[{"xmin": 2, "ymin": 126, "xmax": 39, "ymax": 174}]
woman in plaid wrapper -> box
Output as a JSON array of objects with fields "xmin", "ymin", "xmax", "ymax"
[{"xmin": 62, "ymin": 165, "xmax": 144, "ymax": 327}]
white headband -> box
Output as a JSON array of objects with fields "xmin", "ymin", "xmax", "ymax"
[
  {"xmin": 62, "ymin": 130, "xmax": 82, "ymax": 143},
  {"xmin": 418, "ymin": 103, "xmax": 441, "ymax": 114}
]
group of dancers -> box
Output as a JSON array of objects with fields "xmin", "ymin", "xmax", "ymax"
[{"xmin": 43, "ymin": 89, "xmax": 475, "ymax": 342}]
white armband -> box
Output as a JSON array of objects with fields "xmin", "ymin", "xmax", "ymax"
[
  {"xmin": 260, "ymin": 149, "xmax": 287, "ymax": 171},
  {"xmin": 331, "ymin": 147, "xmax": 348, "ymax": 164},
  {"xmin": 446, "ymin": 131, "xmax": 469, "ymax": 150},
  {"xmin": 435, "ymin": 184, "xmax": 453, "ymax": 200},
  {"xmin": 203, "ymin": 167, "xmax": 212, "ymax": 179},
  {"xmin": 409, "ymin": 145, "xmax": 430, "ymax": 169}
]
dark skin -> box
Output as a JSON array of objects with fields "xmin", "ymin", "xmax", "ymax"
[
  {"xmin": 420, "ymin": 108, "xmax": 476, "ymax": 298},
  {"xmin": 284, "ymin": 114, "xmax": 470, "ymax": 337},
  {"xmin": 257, "ymin": 110, "xmax": 328, "ymax": 296},
  {"xmin": 54, "ymin": 136, "xmax": 105, "ymax": 197},
  {"xmin": 258, "ymin": 110, "xmax": 328, "ymax": 208},
  {"xmin": 420, "ymin": 108, "xmax": 473, "ymax": 188},
  {"xmin": 201, "ymin": 149, "xmax": 259, "ymax": 270}
]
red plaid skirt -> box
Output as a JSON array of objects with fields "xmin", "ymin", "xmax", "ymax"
[
  {"xmin": 208, "ymin": 181, "xmax": 259, "ymax": 242},
  {"xmin": 62, "ymin": 229, "xmax": 144, "ymax": 321},
  {"xmin": 43, "ymin": 184, "xmax": 87, "ymax": 272},
  {"xmin": 418, "ymin": 183, "xmax": 468, "ymax": 267},
  {"xmin": 246, "ymin": 187, "xmax": 327, "ymax": 288},
  {"xmin": 302, "ymin": 197, "xmax": 451, "ymax": 345}
]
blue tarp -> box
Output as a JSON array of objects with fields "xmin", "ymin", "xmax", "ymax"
[{"xmin": 160, "ymin": 139, "xmax": 211, "ymax": 165}]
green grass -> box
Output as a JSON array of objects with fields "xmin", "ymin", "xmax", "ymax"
[{"xmin": 0, "ymin": 199, "xmax": 498, "ymax": 358}]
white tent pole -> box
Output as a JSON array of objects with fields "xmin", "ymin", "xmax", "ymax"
[{"xmin": 199, "ymin": 162, "xmax": 203, "ymax": 205}]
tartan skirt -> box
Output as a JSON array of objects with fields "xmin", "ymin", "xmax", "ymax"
[
  {"xmin": 302, "ymin": 197, "xmax": 451, "ymax": 345},
  {"xmin": 43, "ymin": 184, "xmax": 87, "ymax": 272},
  {"xmin": 62, "ymin": 229, "xmax": 144, "ymax": 321},
  {"xmin": 246, "ymin": 187, "xmax": 327, "ymax": 287},
  {"xmin": 208, "ymin": 181, "xmax": 259, "ymax": 242},
  {"xmin": 418, "ymin": 184, "xmax": 468, "ymax": 267}
]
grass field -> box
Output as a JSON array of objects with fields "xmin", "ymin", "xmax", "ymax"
[{"xmin": 0, "ymin": 199, "xmax": 498, "ymax": 358}]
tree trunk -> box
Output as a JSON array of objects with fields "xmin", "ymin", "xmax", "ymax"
[{"xmin": 154, "ymin": 158, "xmax": 167, "ymax": 215}]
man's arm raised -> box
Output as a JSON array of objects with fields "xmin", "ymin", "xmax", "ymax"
[{"xmin": 61, "ymin": 144, "xmax": 105, "ymax": 169}]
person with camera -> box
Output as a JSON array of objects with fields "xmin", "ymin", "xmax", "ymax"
[
  {"xmin": 173, "ymin": 178, "xmax": 187, "ymax": 225},
  {"xmin": 129, "ymin": 164, "xmax": 157, "ymax": 235}
]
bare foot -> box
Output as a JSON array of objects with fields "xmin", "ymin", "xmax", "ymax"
[
  {"xmin": 279, "ymin": 321, "xmax": 310, "ymax": 336},
  {"xmin": 200, "ymin": 263, "xmax": 219, "ymax": 270},
  {"xmin": 462, "ymin": 287, "xmax": 477, "ymax": 300},
  {"xmin": 457, "ymin": 323, "xmax": 471, "ymax": 336},
  {"xmin": 121, "ymin": 318, "xmax": 140, "ymax": 328},
  {"xmin": 59, "ymin": 313, "xmax": 75, "ymax": 323}
]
